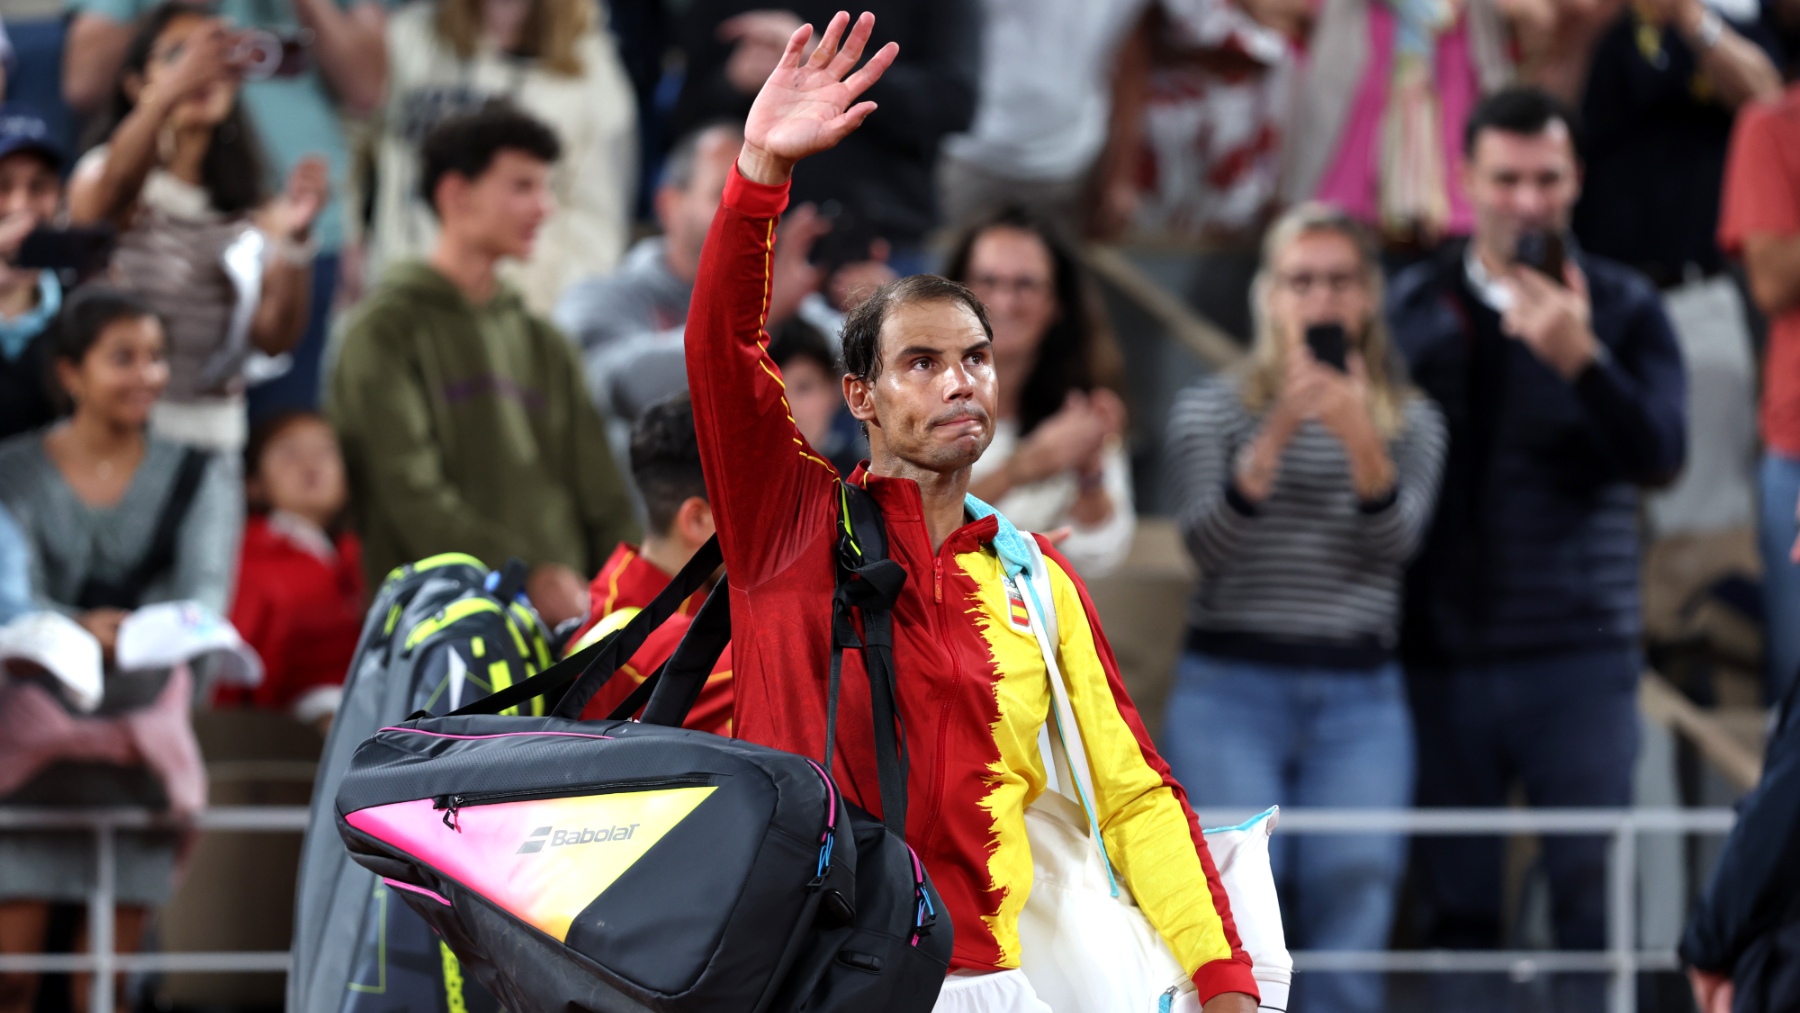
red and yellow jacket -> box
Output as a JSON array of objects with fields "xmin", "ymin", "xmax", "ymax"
[
  {"xmin": 564, "ymin": 542, "xmax": 734, "ymax": 736},
  {"xmin": 685, "ymin": 168, "xmax": 1256, "ymax": 1003}
]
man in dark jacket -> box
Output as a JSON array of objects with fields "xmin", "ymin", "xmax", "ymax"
[
  {"xmin": 1388, "ymin": 87, "xmax": 1687, "ymax": 1011},
  {"xmin": 1683, "ymin": 670, "xmax": 1800, "ymax": 1013}
]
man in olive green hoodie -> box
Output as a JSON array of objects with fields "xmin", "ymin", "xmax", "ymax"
[{"xmin": 329, "ymin": 105, "xmax": 636, "ymax": 627}]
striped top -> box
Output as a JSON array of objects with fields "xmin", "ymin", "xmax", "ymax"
[{"xmin": 1166, "ymin": 372, "xmax": 1447, "ymax": 664}]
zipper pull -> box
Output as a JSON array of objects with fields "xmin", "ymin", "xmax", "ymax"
[
  {"xmin": 1159, "ymin": 986, "xmax": 1177, "ymax": 1013},
  {"xmin": 933, "ymin": 558, "xmax": 943, "ymax": 603},
  {"xmin": 433, "ymin": 794, "xmax": 464, "ymax": 832}
]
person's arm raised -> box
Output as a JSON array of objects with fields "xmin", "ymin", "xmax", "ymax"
[{"xmin": 684, "ymin": 11, "xmax": 894, "ymax": 585}]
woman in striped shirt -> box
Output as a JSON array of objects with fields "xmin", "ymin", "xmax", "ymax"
[{"xmin": 1160, "ymin": 202, "xmax": 1446, "ymax": 1013}]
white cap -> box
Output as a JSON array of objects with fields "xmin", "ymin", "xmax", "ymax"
[
  {"xmin": 116, "ymin": 601, "xmax": 264, "ymax": 688},
  {"xmin": 0, "ymin": 611, "xmax": 105, "ymax": 712}
]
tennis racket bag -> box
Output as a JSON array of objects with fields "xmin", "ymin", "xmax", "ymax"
[
  {"xmin": 293, "ymin": 554, "xmax": 554, "ymax": 1013},
  {"xmin": 333, "ymin": 493, "xmax": 951, "ymax": 1013}
]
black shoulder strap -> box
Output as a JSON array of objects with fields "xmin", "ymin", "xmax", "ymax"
[
  {"xmin": 830, "ymin": 481, "xmax": 909, "ymax": 835},
  {"xmin": 447, "ymin": 535, "xmax": 722, "ymax": 718},
  {"xmin": 122, "ymin": 447, "xmax": 210, "ymax": 601}
]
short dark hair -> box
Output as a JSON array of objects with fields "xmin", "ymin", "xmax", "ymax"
[
  {"xmin": 840, "ymin": 275, "xmax": 993, "ymax": 385},
  {"xmin": 55, "ymin": 285, "xmax": 157, "ymax": 366},
  {"xmin": 418, "ymin": 102, "xmax": 562, "ymax": 217},
  {"xmin": 630, "ymin": 394, "xmax": 708, "ymax": 535},
  {"xmin": 768, "ymin": 319, "xmax": 838, "ymax": 377},
  {"xmin": 1462, "ymin": 86, "xmax": 1585, "ymax": 161}
]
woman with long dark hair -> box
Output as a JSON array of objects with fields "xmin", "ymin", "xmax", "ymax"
[
  {"xmin": 68, "ymin": 1, "xmax": 326, "ymax": 454},
  {"xmin": 945, "ymin": 205, "xmax": 1136, "ymax": 576}
]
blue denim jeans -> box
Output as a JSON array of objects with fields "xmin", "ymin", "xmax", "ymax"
[
  {"xmin": 1760, "ymin": 451, "xmax": 1800, "ymax": 703},
  {"xmin": 1160, "ymin": 652, "xmax": 1415, "ymax": 1013}
]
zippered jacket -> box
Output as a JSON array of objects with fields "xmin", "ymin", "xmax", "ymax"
[{"xmin": 685, "ymin": 168, "xmax": 1256, "ymax": 1003}]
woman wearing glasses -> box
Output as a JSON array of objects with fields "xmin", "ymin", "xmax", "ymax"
[
  {"xmin": 943, "ymin": 205, "xmax": 1136, "ymax": 577},
  {"xmin": 1161, "ymin": 202, "xmax": 1447, "ymax": 1013}
]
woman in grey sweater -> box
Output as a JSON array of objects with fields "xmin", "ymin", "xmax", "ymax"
[
  {"xmin": 0, "ymin": 287, "xmax": 235, "ymax": 1013},
  {"xmin": 1161, "ymin": 204, "xmax": 1447, "ymax": 1013}
]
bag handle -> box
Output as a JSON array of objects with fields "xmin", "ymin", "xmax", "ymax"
[
  {"xmin": 446, "ymin": 535, "xmax": 722, "ymax": 718},
  {"xmin": 829, "ymin": 482, "xmax": 910, "ymax": 836},
  {"xmin": 1016, "ymin": 538, "xmax": 1120, "ymax": 897}
]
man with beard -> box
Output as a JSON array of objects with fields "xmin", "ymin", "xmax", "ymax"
[{"xmin": 684, "ymin": 12, "xmax": 1258, "ymax": 1011}]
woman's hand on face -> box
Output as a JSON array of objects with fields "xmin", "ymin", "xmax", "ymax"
[
  {"xmin": 266, "ymin": 155, "xmax": 330, "ymax": 243},
  {"xmin": 143, "ymin": 19, "xmax": 241, "ymax": 113}
]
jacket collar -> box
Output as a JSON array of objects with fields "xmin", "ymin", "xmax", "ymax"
[{"xmin": 849, "ymin": 464, "xmax": 1035, "ymax": 579}]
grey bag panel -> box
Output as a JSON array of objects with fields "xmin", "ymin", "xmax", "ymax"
[{"xmin": 290, "ymin": 561, "xmax": 494, "ymax": 1013}]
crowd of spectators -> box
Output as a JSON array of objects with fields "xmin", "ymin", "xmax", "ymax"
[{"xmin": 0, "ymin": 0, "xmax": 1797, "ymax": 1009}]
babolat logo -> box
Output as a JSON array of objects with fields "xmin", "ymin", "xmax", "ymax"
[{"xmin": 516, "ymin": 824, "xmax": 640, "ymax": 854}]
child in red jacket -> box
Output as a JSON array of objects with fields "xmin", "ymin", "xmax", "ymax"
[{"xmin": 216, "ymin": 411, "xmax": 365, "ymax": 731}]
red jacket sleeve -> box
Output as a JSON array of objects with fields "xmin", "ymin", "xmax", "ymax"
[{"xmin": 684, "ymin": 168, "xmax": 841, "ymax": 589}]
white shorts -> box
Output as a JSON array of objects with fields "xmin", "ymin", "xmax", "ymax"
[{"xmin": 932, "ymin": 969, "xmax": 1054, "ymax": 1013}]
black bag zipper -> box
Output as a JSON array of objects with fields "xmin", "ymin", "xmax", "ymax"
[{"xmin": 432, "ymin": 775, "xmax": 713, "ymax": 830}]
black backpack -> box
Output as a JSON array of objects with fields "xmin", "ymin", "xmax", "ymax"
[{"xmin": 332, "ymin": 485, "xmax": 951, "ymax": 1013}]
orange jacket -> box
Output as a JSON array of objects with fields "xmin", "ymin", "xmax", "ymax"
[{"xmin": 684, "ymin": 168, "xmax": 1255, "ymax": 1002}]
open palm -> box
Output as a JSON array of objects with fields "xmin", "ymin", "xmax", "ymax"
[{"xmin": 741, "ymin": 11, "xmax": 898, "ymax": 178}]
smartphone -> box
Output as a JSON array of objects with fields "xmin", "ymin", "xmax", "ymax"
[
  {"xmin": 232, "ymin": 28, "xmax": 314, "ymax": 81},
  {"xmin": 1514, "ymin": 229, "xmax": 1567, "ymax": 285},
  {"xmin": 1304, "ymin": 322, "xmax": 1349, "ymax": 372},
  {"xmin": 15, "ymin": 225, "xmax": 116, "ymax": 276}
]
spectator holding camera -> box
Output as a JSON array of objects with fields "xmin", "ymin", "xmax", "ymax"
[
  {"xmin": 64, "ymin": 0, "xmax": 384, "ymax": 418},
  {"xmin": 947, "ymin": 205, "xmax": 1137, "ymax": 577},
  {"xmin": 0, "ymin": 105, "xmax": 67, "ymax": 441},
  {"xmin": 1162, "ymin": 202, "xmax": 1446, "ymax": 1013},
  {"xmin": 68, "ymin": 3, "xmax": 326, "ymax": 455},
  {"xmin": 366, "ymin": 0, "xmax": 637, "ymax": 317},
  {"xmin": 1389, "ymin": 87, "xmax": 1686, "ymax": 1011}
]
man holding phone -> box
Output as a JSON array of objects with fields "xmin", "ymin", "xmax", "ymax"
[
  {"xmin": 1389, "ymin": 86, "xmax": 1687, "ymax": 1011},
  {"xmin": 0, "ymin": 105, "xmax": 67, "ymax": 441}
]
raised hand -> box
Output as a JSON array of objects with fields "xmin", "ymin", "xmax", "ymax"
[
  {"xmin": 266, "ymin": 155, "xmax": 331, "ymax": 242},
  {"xmin": 738, "ymin": 11, "xmax": 899, "ymax": 186}
]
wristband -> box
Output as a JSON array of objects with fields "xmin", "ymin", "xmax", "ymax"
[
  {"xmin": 270, "ymin": 233, "xmax": 319, "ymax": 267},
  {"xmin": 1693, "ymin": 8, "xmax": 1724, "ymax": 49}
]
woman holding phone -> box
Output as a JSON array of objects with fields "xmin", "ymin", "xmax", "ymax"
[{"xmin": 1160, "ymin": 202, "xmax": 1447, "ymax": 1013}]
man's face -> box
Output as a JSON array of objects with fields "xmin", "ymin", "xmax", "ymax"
[
  {"xmin": 0, "ymin": 152, "xmax": 61, "ymax": 224},
  {"xmin": 1462, "ymin": 123, "xmax": 1582, "ymax": 265},
  {"xmin": 657, "ymin": 130, "xmax": 741, "ymax": 279},
  {"xmin": 846, "ymin": 299, "xmax": 997, "ymax": 476},
  {"xmin": 447, "ymin": 150, "xmax": 553, "ymax": 261}
]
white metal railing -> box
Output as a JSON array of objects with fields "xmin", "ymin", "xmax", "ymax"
[{"xmin": 0, "ymin": 805, "xmax": 1737, "ymax": 1013}]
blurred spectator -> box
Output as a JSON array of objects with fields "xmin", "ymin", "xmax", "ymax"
[
  {"xmin": 563, "ymin": 395, "xmax": 732, "ymax": 735},
  {"xmin": 1282, "ymin": 0, "xmax": 1516, "ymax": 252},
  {"xmin": 367, "ymin": 0, "xmax": 637, "ymax": 316},
  {"xmin": 0, "ymin": 105, "xmax": 66, "ymax": 441},
  {"xmin": 948, "ymin": 206, "xmax": 1136, "ymax": 577},
  {"xmin": 67, "ymin": 5, "xmax": 327, "ymax": 455},
  {"xmin": 937, "ymin": 0, "xmax": 1152, "ymax": 237},
  {"xmin": 1161, "ymin": 203, "xmax": 1446, "ymax": 1013},
  {"xmin": 1575, "ymin": 0, "xmax": 1779, "ymax": 285},
  {"xmin": 1390, "ymin": 88, "xmax": 1686, "ymax": 1011},
  {"xmin": 0, "ymin": 504, "xmax": 27, "ymax": 625},
  {"xmin": 0, "ymin": 287, "xmax": 232, "ymax": 1013},
  {"xmin": 328, "ymin": 105, "xmax": 636, "ymax": 629},
  {"xmin": 1681, "ymin": 652, "xmax": 1800, "ymax": 1013},
  {"xmin": 1130, "ymin": 0, "xmax": 1293, "ymax": 242},
  {"xmin": 768, "ymin": 319, "xmax": 862, "ymax": 475},
  {"xmin": 1719, "ymin": 81, "xmax": 1800, "ymax": 700},
  {"xmin": 671, "ymin": 0, "xmax": 978, "ymax": 268},
  {"xmin": 63, "ymin": 0, "xmax": 386, "ymax": 420},
  {"xmin": 556, "ymin": 123, "xmax": 876, "ymax": 435},
  {"xmin": 214, "ymin": 410, "xmax": 362, "ymax": 732}
]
